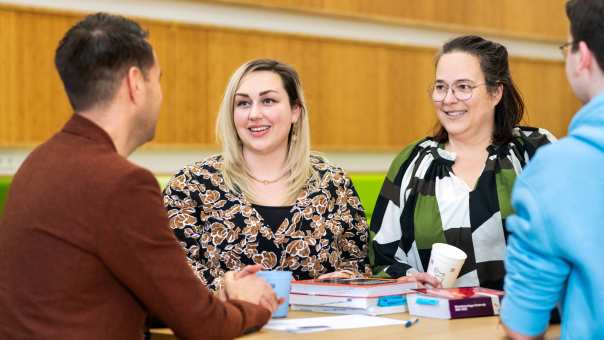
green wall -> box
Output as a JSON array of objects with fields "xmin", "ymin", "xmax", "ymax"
[{"xmin": 1, "ymin": 173, "xmax": 385, "ymax": 219}]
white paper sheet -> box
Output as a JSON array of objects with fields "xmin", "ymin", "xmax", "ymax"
[{"xmin": 265, "ymin": 314, "xmax": 405, "ymax": 333}]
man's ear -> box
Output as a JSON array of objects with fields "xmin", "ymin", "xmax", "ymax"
[
  {"xmin": 125, "ymin": 66, "xmax": 145, "ymax": 104},
  {"xmin": 577, "ymin": 41, "xmax": 593, "ymax": 73}
]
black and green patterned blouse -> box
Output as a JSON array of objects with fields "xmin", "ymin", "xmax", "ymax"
[
  {"xmin": 163, "ymin": 155, "xmax": 371, "ymax": 291},
  {"xmin": 370, "ymin": 127, "xmax": 555, "ymax": 289}
]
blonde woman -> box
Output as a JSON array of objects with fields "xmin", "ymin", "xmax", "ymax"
[{"xmin": 163, "ymin": 59, "xmax": 371, "ymax": 291}]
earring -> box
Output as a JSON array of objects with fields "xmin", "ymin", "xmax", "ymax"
[{"xmin": 290, "ymin": 123, "xmax": 297, "ymax": 142}]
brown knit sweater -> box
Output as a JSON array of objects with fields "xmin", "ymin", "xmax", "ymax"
[{"xmin": 0, "ymin": 114, "xmax": 270, "ymax": 340}]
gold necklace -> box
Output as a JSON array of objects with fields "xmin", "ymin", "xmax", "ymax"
[{"xmin": 247, "ymin": 171, "xmax": 288, "ymax": 185}]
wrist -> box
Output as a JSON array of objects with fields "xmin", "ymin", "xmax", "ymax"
[{"xmin": 216, "ymin": 277, "xmax": 231, "ymax": 301}]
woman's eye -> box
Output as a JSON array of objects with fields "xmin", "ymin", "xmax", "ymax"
[
  {"xmin": 457, "ymin": 84, "xmax": 472, "ymax": 91},
  {"xmin": 262, "ymin": 98, "xmax": 276, "ymax": 105},
  {"xmin": 236, "ymin": 100, "xmax": 250, "ymax": 108},
  {"xmin": 434, "ymin": 84, "xmax": 447, "ymax": 91}
]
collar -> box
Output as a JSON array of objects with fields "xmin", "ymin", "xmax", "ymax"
[{"xmin": 61, "ymin": 114, "xmax": 118, "ymax": 152}]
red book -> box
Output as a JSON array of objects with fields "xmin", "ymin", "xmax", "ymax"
[
  {"xmin": 407, "ymin": 287, "xmax": 504, "ymax": 319},
  {"xmin": 290, "ymin": 278, "xmax": 417, "ymax": 298}
]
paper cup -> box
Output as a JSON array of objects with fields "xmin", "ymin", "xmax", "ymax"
[
  {"xmin": 255, "ymin": 270, "xmax": 293, "ymax": 318},
  {"xmin": 426, "ymin": 243, "xmax": 467, "ymax": 288}
]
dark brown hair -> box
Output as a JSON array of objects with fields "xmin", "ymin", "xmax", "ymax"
[
  {"xmin": 566, "ymin": 0, "xmax": 604, "ymax": 70},
  {"xmin": 433, "ymin": 35, "xmax": 524, "ymax": 145},
  {"xmin": 55, "ymin": 12, "xmax": 154, "ymax": 111}
]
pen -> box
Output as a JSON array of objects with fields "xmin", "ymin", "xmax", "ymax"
[
  {"xmin": 287, "ymin": 325, "xmax": 331, "ymax": 333},
  {"xmin": 403, "ymin": 318, "xmax": 419, "ymax": 328}
]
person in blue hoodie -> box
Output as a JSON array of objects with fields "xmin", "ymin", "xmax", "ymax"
[{"xmin": 501, "ymin": 0, "xmax": 604, "ymax": 339}]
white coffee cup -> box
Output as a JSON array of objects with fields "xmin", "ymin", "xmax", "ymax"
[{"xmin": 426, "ymin": 243, "xmax": 467, "ymax": 288}]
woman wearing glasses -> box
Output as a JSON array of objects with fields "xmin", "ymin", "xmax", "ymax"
[
  {"xmin": 163, "ymin": 59, "xmax": 370, "ymax": 292},
  {"xmin": 370, "ymin": 35, "xmax": 556, "ymax": 289}
]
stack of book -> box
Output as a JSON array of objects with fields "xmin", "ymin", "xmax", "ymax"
[
  {"xmin": 289, "ymin": 278, "xmax": 417, "ymax": 316},
  {"xmin": 407, "ymin": 287, "xmax": 504, "ymax": 319}
]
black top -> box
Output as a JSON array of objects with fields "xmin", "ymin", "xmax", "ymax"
[{"xmin": 252, "ymin": 204, "xmax": 293, "ymax": 230}]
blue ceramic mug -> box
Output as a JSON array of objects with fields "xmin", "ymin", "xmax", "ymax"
[{"xmin": 255, "ymin": 270, "xmax": 293, "ymax": 318}]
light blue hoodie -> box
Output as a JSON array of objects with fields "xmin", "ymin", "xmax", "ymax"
[{"xmin": 502, "ymin": 92, "xmax": 604, "ymax": 340}]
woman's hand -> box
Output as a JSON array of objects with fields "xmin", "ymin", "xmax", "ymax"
[
  {"xmin": 317, "ymin": 269, "xmax": 363, "ymax": 280},
  {"xmin": 398, "ymin": 272, "xmax": 442, "ymax": 288}
]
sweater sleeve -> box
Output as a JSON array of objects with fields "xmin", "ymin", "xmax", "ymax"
[
  {"xmin": 501, "ymin": 176, "xmax": 569, "ymax": 336},
  {"xmin": 513, "ymin": 126, "xmax": 557, "ymax": 161},
  {"xmin": 332, "ymin": 171, "xmax": 371, "ymax": 276},
  {"xmin": 162, "ymin": 166, "xmax": 219, "ymax": 289},
  {"xmin": 369, "ymin": 140, "xmax": 422, "ymax": 278},
  {"xmin": 99, "ymin": 168, "xmax": 270, "ymax": 339}
]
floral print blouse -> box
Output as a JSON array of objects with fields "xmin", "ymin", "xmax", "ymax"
[{"xmin": 163, "ymin": 155, "xmax": 371, "ymax": 290}]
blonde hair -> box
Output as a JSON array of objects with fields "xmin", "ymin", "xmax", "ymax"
[{"xmin": 216, "ymin": 58, "xmax": 314, "ymax": 204}]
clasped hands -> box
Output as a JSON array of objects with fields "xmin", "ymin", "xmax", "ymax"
[
  {"xmin": 218, "ymin": 266, "xmax": 441, "ymax": 314},
  {"xmin": 220, "ymin": 264, "xmax": 284, "ymax": 313},
  {"xmin": 218, "ymin": 267, "xmax": 362, "ymax": 312}
]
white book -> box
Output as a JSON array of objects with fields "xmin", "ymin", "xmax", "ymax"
[
  {"xmin": 289, "ymin": 293, "xmax": 406, "ymax": 309},
  {"xmin": 290, "ymin": 303, "xmax": 408, "ymax": 316},
  {"xmin": 407, "ymin": 287, "xmax": 504, "ymax": 319}
]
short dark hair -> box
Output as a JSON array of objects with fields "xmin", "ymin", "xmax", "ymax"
[
  {"xmin": 55, "ymin": 12, "xmax": 154, "ymax": 111},
  {"xmin": 432, "ymin": 35, "xmax": 524, "ymax": 145},
  {"xmin": 566, "ymin": 0, "xmax": 604, "ymax": 71}
]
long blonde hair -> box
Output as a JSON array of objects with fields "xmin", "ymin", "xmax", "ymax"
[{"xmin": 216, "ymin": 59, "xmax": 314, "ymax": 204}]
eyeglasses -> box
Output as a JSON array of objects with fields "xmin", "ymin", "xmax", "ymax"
[
  {"xmin": 429, "ymin": 81, "xmax": 486, "ymax": 102},
  {"xmin": 559, "ymin": 41, "xmax": 575, "ymax": 58}
]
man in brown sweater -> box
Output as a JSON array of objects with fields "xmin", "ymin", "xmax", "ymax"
[{"xmin": 0, "ymin": 12, "xmax": 279, "ymax": 340}]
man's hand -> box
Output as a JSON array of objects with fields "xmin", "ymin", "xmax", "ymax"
[
  {"xmin": 223, "ymin": 265, "xmax": 284, "ymax": 313},
  {"xmin": 503, "ymin": 324, "xmax": 544, "ymax": 340},
  {"xmin": 234, "ymin": 264, "xmax": 264, "ymax": 279}
]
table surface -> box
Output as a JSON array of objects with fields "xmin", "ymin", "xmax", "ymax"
[{"xmin": 150, "ymin": 311, "xmax": 561, "ymax": 339}]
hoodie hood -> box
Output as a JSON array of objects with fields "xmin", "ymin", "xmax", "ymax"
[{"xmin": 568, "ymin": 91, "xmax": 604, "ymax": 152}]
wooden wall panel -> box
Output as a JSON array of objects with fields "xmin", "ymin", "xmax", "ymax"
[
  {"xmin": 314, "ymin": 42, "xmax": 437, "ymax": 149},
  {"xmin": 208, "ymin": 0, "xmax": 569, "ymax": 42},
  {"xmin": 0, "ymin": 8, "xmax": 74, "ymax": 145},
  {"xmin": 511, "ymin": 58, "xmax": 578, "ymax": 135},
  {"xmin": 144, "ymin": 21, "xmax": 210, "ymax": 146},
  {"xmin": 0, "ymin": 5, "xmax": 580, "ymax": 152},
  {"xmin": 0, "ymin": 9, "xmax": 17, "ymax": 145}
]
